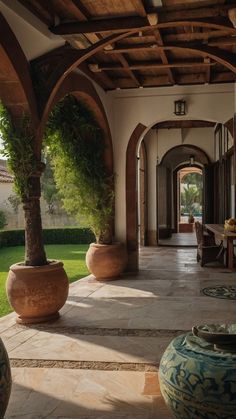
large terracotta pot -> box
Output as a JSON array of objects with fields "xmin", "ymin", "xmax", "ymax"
[
  {"xmin": 6, "ymin": 260, "xmax": 69, "ymax": 324},
  {"xmin": 0, "ymin": 338, "xmax": 11, "ymax": 418},
  {"xmin": 86, "ymin": 242, "xmax": 128, "ymax": 280},
  {"xmin": 159, "ymin": 329, "xmax": 236, "ymax": 419}
]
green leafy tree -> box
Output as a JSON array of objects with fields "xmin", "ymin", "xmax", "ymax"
[
  {"xmin": 181, "ymin": 185, "xmax": 200, "ymax": 214},
  {"xmin": 44, "ymin": 95, "xmax": 114, "ymax": 244},
  {"xmin": 0, "ymin": 102, "xmax": 47, "ymax": 265}
]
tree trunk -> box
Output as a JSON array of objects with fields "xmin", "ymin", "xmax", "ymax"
[{"xmin": 23, "ymin": 176, "xmax": 47, "ymax": 266}]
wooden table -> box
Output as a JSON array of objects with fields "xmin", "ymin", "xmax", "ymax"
[{"xmin": 205, "ymin": 224, "xmax": 236, "ymax": 270}]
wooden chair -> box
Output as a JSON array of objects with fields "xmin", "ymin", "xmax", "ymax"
[{"xmin": 195, "ymin": 221, "xmax": 224, "ymax": 267}]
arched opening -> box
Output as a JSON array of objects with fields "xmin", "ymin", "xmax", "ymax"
[
  {"xmin": 39, "ymin": 74, "xmax": 114, "ymax": 245},
  {"xmin": 126, "ymin": 119, "xmax": 233, "ymax": 269},
  {"xmin": 158, "ymin": 144, "xmax": 209, "ymax": 246}
]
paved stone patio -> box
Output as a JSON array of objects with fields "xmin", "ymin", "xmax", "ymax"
[{"xmin": 1, "ymin": 246, "xmax": 236, "ymax": 418}]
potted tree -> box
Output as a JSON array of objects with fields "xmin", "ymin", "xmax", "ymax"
[
  {"xmin": 45, "ymin": 95, "xmax": 127, "ymax": 280},
  {"xmin": 0, "ymin": 102, "xmax": 69, "ymax": 324}
]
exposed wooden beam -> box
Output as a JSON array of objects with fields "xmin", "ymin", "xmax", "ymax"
[
  {"xmin": 115, "ymin": 53, "xmax": 140, "ymax": 87},
  {"xmin": 105, "ymin": 43, "xmax": 236, "ymax": 73},
  {"xmin": 79, "ymin": 62, "xmax": 116, "ymax": 90},
  {"xmin": 175, "ymin": 73, "xmax": 207, "ymax": 84},
  {"xmin": 69, "ymin": 0, "xmax": 90, "ymax": 20},
  {"xmin": 152, "ymin": 28, "xmax": 174, "ymax": 84},
  {"xmin": 153, "ymin": 120, "xmax": 216, "ymax": 129},
  {"xmin": 89, "ymin": 60, "xmax": 216, "ymax": 72},
  {"xmin": 50, "ymin": 16, "xmax": 150, "ymax": 35},
  {"xmin": 204, "ymin": 57, "xmax": 211, "ymax": 83},
  {"xmin": 155, "ymin": 4, "xmax": 236, "ymax": 23},
  {"xmin": 140, "ymin": 75, "xmax": 171, "ymax": 86},
  {"xmin": 211, "ymin": 72, "xmax": 236, "ymax": 82},
  {"xmin": 50, "ymin": 18, "xmax": 236, "ymax": 36},
  {"xmin": 163, "ymin": 30, "xmax": 235, "ymax": 44}
]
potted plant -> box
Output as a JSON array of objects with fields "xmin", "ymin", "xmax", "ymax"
[
  {"xmin": 188, "ymin": 210, "xmax": 195, "ymax": 224},
  {"xmin": 0, "ymin": 102, "xmax": 69, "ymax": 324},
  {"xmin": 45, "ymin": 95, "xmax": 127, "ymax": 280}
]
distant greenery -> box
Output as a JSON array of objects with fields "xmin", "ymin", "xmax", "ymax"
[
  {"xmin": 181, "ymin": 172, "xmax": 203, "ymax": 215},
  {"xmin": 0, "ymin": 228, "xmax": 95, "ymax": 248},
  {"xmin": 0, "ymin": 244, "xmax": 89, "ymax": 317}
]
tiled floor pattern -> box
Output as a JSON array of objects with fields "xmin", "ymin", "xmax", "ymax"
[{"xmin": 2, "ymin": 246, "xmax": 236, "ymax": 418}]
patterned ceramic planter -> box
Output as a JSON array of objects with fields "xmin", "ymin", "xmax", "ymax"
[
  {"xmin": 159, "ymin": 330, "xmax": 236, "ymax": 419},
  {"xmin": 0, "ymin": 338, "xmax": 11, "ymax": 418}
]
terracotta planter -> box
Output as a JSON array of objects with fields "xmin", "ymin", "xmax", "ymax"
[
  {"xmin": 0, "ymin": 338, "xmax": 11, "ymax": 419},
  {"xmin": 86, "ymin": 242, "xmax": 128, "ymax": 280},
  {"xmin": 6, "ymin": 260, "xmax": 69, "ymax": 324},
  {"xmin": 159, "ymin": 329, "xmax": 236, "ymax": 418}
]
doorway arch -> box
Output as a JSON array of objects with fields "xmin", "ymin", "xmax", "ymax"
[{"xmin": 126, "ymin": 119, "xmax": 231, "ymax": 270}]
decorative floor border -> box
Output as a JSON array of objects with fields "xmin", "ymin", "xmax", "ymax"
[
  {"xmin": 10, "ymin": 359, "xmax": 159, "ymax": 372},
  {"xmin": 17, "ymin": 325, "xmax": 186, "ymax": 337}
]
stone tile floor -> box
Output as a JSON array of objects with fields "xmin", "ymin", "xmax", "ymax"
[{"xmin": 2, "ymin": 246, "xmax": 236, "ymax": 418}]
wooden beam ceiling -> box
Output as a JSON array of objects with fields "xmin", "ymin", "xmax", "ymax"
[{"xmin": 18, "ymin": 0, "xmax": 236, "ymax": 90}]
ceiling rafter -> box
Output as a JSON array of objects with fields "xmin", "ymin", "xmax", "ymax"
[
  {"xmin": 18, "ymin": 0, "xmax": 236, "ymax": 91},
  {"xmin": 89, "ymin": 60, "xmax": 216, "ymax": 72},
  {"xmin": 50, "ymin": 19, "xmax": 236, "ymax": 36}
]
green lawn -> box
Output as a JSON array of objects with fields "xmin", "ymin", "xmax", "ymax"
[{"xmin": 0, "ymin": 244, "xmax": 89, "ymax": 318}]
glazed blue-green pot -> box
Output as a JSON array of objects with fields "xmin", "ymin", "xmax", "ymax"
[
  {"xmin": 159, "ymin": 332, "xmax": 236, "ymax": 419},
  {"xmin": 0, "ymin": 338, "xmax": 11, "ymax": 419}
]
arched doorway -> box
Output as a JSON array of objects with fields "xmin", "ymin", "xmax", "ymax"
[
  {"xmin": 158, "ymin": 144, "xmax": 210, "ymax": 245},
  {"xmin": 126, "ymin": 119, "xmax": 234, "ymax": 270}
]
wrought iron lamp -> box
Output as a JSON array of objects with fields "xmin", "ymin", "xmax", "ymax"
[{"xmin": 174, "ymin": 100, "xmax": 186, "ymax": 116}]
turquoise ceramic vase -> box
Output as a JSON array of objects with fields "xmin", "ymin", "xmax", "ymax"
[
  {"xmin": 0, "ymin": 338, "xmax": 11, "ymax": 418},
  {"xmin": 159, "ymin": 329, "xmax": 236, "ymax": 419}
]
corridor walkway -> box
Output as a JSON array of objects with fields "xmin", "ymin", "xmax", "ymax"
[{"xmin": 2, "ymin": 247, "xmax": 236, "ymax": 418}]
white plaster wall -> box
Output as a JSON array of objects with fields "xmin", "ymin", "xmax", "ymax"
[
  {"xmin": 110, "ymin": 83, "xmax": 235, "ymax": 241},
  {"xmin": 0, "ymin": 182, "xmax": 13, "ymax": 210},
  {"xmin": 157, "ymin": 127, "xmax": 214, "ymax": 162}
]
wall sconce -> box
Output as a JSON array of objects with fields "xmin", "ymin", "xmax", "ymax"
[
  {"xmin": 174, "ymin": 100, "xmax": 186, "ymax": 116},
  {"xmin": 189, "ymin": 155, "xmax": 195, "ymax": 166}
]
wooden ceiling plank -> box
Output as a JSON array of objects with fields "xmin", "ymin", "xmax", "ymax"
[
  {"xmin": 130, "ymin": 0, "xmax": 147, "ymax": 17},
  {"xmin": 91, "ymin": 61, "xmax": 216, "ymax": 71},
  {"xmin": 152, "ymin": 28, "xmax": 175, "ymax": 84},
  {"xmin": 204, "ymin": 57, "xmax": 211, "ymax": 83},
  {"xmin": 50, "ymin": 16, "xmax": 150, "ymax": 35},
  {"xmin": 156, "ymin": 4, "xmax": 236, "ymax": 23},
  {"xmin": 104, "ymin": 43, "xmax": 158, "ymax": 54},
  {"xmin": 79, "ymin": 62, "xmax": 116, "ymax": 89},
  {"xmin": 116, "ymin": 53, "xmax": 140, "ymax": 87},
  {"xmin": 69, "ymin": 0, "xmax": 90, "ymax": 20},
  {"xmin": 50, "ymin": 19, "xmax": 236, "ymax": 36},
  {"xmin": 163, "ymin": 30, "xmax": 235, "ymax": 43}
]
